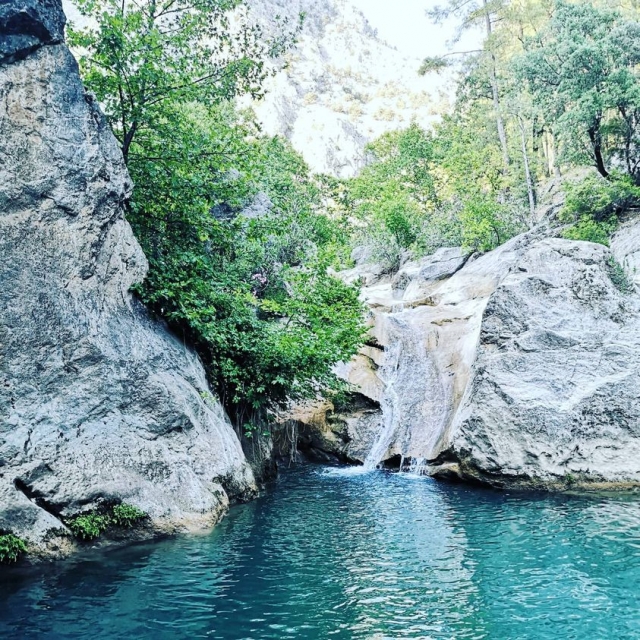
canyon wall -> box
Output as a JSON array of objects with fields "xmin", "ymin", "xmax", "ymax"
[{"xmin": 0, "ymin": 0, "xmax": 255, "ymax": 556}]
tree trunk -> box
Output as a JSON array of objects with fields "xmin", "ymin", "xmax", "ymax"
[
  {"xmin": 588, "ymin": 123, "xmax": 609, "ymax": 179},
  {"xmin": 483, "ymin": 0, "xmax": 509, "ymax": 170},
  {"xmin": 518, "ymin": 116, "xmax": 536, "ymax": 224}
]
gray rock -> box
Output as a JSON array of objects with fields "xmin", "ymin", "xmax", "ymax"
[
  {"xmin": 437, "ymin": 238, "xmax": 640, "ymax": 489},
  {"xmin": 0, "ymin": 0, "xmax": 65, "ymax": 63},
  {"xmin": 327, "ymin": 225, "xmax": 640, "ymax": 489},
  {"xmin": 0, "ymin": 0, "xmax": 255, "ymax": 555},
  {"xmin": 418, "ymin": 247, "xmax": 469, "ymax": 282},
  {"xmin": 611, "ymin": 213, "xmax": 640, "ymax": 287}
]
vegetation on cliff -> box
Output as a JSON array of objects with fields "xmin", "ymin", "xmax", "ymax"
[
  {"xmin": 337, "ymin": 0, "xmax": 640, "ymax": 269},
  {"xmin": 68, "ymin": 0, "xmax": 640, "ymax": 424},
  {"xmin": 66, "ymin": 504, "xmax": 148, "ymax": 541},
  {"xmin": 0, "ymin": 534, "xmax": 27, "ymax": 564},
  {"xmin": 68, "ymin": 0, "xmax": 366, "ymax": 426}
]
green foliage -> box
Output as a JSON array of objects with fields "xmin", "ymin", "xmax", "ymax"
[
  {"xmin": 67, "ymin": 513, "xmax": 111, "ymax": 541},
  {"xmin": 128, "ymin": 106, "xmax": 366, "ymax": 417},
  {"xmin": 561, "ymin": 173, "xmax": 640, "ymax": 223},
  {"xmin": 336, "ymin": 120, "xmax": 526, "ymax": 265},
  {"xmin": 418, "ymin": 56, "xmax": 451, "ymax": 75},
  {"xmin": 560, "ymin": 172, "xmax": 640, "ymax": 245},
  {"xmin": 0, "ymin": 534, "xmax": 27, "ymax": 564},
  {"xmin": 607, "ymin": 257, "xmax": 635, "ymax": 294},
  {"xmin": 72, "ymin": 1, "xmax": 366, "ymax": 421},
  {"xmin": 68, "ymin": 0, "xmax": 300, "ymax": 161},
  {"xmin": 67, "ymin": 504, "xmax": 148, "ymax": 540},
  {"xmin": 515, "ymin": 1, "xmax": 640, "ymax": 182},
  {"xmin": 561, "ymin": 216, "xmax": 616, "ymax": 246},
  {"xmin": 460, "ymin": 196, "xmax": 511, "ymax": 252},
  {"xmin": 111, "ymin": 504, "xmax": 147, "ymax": 528}
]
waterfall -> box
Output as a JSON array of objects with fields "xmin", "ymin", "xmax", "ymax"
[
  {"xmin": 362, "ymin": 312, "xmax": 450, "ymax": 472},
  {"xmin": 362, "ymin": 339, "xmax": 403, "ymax": 470}
]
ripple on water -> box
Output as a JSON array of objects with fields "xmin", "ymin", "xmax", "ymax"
[{"xmin": 1, "ymin": 466, "xmax": 640, "ymax": 639}]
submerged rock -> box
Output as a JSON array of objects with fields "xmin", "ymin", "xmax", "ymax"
[{"xmin": 0, "ymin": 0, "xmax": 255, "ymax": 557}]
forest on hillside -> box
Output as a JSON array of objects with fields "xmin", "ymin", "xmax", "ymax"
[{"xmin": 68, "ymin": 0, "xmax": 640, "ymax": 430}]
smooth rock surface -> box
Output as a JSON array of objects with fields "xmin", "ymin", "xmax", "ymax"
[
  {"xmin": 438, "ymin": 236, "xmax": 640, "ymax": 488},
  {"xmin": 0, "ymin": 0, "xmax": 255, "ymax": 555}
]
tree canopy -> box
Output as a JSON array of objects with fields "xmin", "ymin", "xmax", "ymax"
[{"xmin": 70, "ymin": 0, "xmax": 366, "ymax": 427}]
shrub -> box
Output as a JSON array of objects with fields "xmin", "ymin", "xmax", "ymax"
[
  {"xmin": 560, "ymin": 173, "xmax": 640, "ymax": 224},
  {"xmin": 111, "ymin": 504, "xmax": 147, "ymax": 528},
  {"xmin": 562, "ymin": 216, "xmax": 618, "ymax": 246},
  {"xmin": 67, "ymin": 513, "xmax": 111, "ymax": 541},
  {"xmin": 0, "ymin": 534, "xmax": 27, "ymax": 564},
  {"xmin": 67, "ymin": 504, "xmax": 147, "ymax": 541},
  {"xmin": 607, "ymin": 257, "xmax": 635, "ymax": 294}
]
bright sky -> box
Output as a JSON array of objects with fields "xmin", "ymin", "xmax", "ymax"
[{"xmin": 349, "ymin": 0, "xmax": 481, "ymax": 59}]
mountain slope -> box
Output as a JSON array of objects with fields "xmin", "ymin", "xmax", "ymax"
[{"xmin": 248, "ymin": 0, "xmax": 447, "ymax": 177}]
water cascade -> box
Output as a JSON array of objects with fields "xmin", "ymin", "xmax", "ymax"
[
  {"xmin": 362, "ymin": 338, "xmax": 403, "ymax": 470},
  {"xmin": 362, "ymin": 312, "xmax": 451, "ymax": 472}
]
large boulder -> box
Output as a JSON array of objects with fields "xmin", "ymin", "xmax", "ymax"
[
  {"xmin": 0, "ymin": 0, "xmax": 255, "ymax": 556},
  {"xmin": 310, "ymin": 221, "xmax": 640, "ymax": 489},
  {"xmin": 434, "ymin": 235, "xmax": 640, "ymax": 488}
]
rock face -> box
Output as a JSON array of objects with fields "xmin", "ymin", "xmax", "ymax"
[
  {"xmin": 246, "ymin": 0, "xmax": 445, "ymax": 177},
  {"xmin": 436, "ymin": 235, "xmax": 640, "ymax": 488},
  {"xmin": 0, "ymin": 0, "xmax": 65, "ymax": 63},
  {"xmin": 303, "ymin": 221, "xmax": 640, "ymax": 488},
  {"xmin": 0, "ymin": 0, "xmax": 255, "ymax": 555}
]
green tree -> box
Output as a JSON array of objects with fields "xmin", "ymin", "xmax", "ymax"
[
  {"xmin": 426, "ymin": 0, "xmax": 511, "ymax": 169},
  {"xmin": 516, "ymin": 1, "xmax": 640, "ymax": 183},
  {"xmin": 70, "ymin": 1, "xmax": 366, "ymax": 423},
  {"xmin": 131, "ymin": 114, "xmax": 366, "ymax": 420},
  {"xmin": 69, "ymin": 0, "xmax": 299, "ymax": 162}
]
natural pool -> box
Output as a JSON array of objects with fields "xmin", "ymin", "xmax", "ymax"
[{"xmin": 1, "ymin": 466, "xmax": 640, "ymax": 639}]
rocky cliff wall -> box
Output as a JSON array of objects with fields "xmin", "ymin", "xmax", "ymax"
[
  {"xmin": 298, "ymin": 219, "xmax": 640, "ymax": 489},
  {"xmin": 0, "ymin": 0, "xmax": 255, "ymax": 557},
  {"xmin": 246, "ymin": 0, "xmax": 445, "ymax": 177}
]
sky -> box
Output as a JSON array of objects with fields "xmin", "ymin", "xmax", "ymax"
[{"xmin": 349, "ymin": 0, "xmax": 481, "ymax": 59}]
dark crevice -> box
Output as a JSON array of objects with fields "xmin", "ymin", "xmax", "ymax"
[
  {"xmin": 13, "ymin": 478, "xmax": 64, "ymax": 520},
  {"xmin": 0, "ymin": 3, "xmax": 66, "ymax": 65}
]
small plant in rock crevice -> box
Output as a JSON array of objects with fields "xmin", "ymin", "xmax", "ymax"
[
  {"xmin": 0, "ymin": 533, "xmax": 28, "ymax": 564},
  {"xmin": 66, "ymin": 504, "xmax": 147, "ymax": 541},
  {"xmin": 67, "ymin": 513, "xmax": 111, "ymax": 541},
  {"xmin": 607, "ymin": 257, "xmax": 635, "ymax": 294},
  {"xmin": 110, "ymin": 504, "xmax": 147, "ymax": 528}
]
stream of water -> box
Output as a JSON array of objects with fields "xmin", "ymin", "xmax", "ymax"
[{"xmin": 2, "ymin": 466, "xmax": 640, "ymax": 639}]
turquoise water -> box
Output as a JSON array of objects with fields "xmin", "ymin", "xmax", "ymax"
[{"xmin": 1, "ymin": 466, "xmax": 640, "ymax": 639}]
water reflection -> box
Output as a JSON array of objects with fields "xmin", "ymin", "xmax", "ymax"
[{"xmin": 1, "ymin": 467, "xmax": 639, "ymax": 639}]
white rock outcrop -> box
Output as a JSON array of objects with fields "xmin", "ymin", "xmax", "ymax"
[
  {"xmin": 302, "ymin": 222, "xmax": 640, "ymax": 489},
  {"xmin": 247, "ymin": 0, "xmax": 446, "ymax": 177}
]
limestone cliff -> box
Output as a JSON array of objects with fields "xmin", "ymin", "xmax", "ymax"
[
  {"xmin": 298, "ymin": 216, "xmax": 640, "ymax": 489},
  {"xmin": 246, "ymin": 0, "xmax": 445, "ymax": 178},
  {"xmin": 0, "ymin": 0, "xmax": 255, "ymax": 556}
]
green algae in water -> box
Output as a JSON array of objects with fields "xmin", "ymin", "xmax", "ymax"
[{"xmin": 1, "ymin": 466, "xmax": 640, "ymax": 639}]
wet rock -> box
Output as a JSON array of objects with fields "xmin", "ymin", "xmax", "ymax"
[
  {"xmin": 312, "ymin": 220, "xmax": 640, "ymax": 489},
  {"xmin": 0, "ymin": 0, "xmax": 255, "ymax": 555}
]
